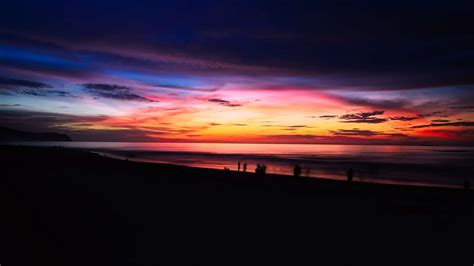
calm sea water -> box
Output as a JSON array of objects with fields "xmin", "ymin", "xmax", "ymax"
[{"xmin": 9, "ymin": 142, "xmax": 474, "ymax": 188}]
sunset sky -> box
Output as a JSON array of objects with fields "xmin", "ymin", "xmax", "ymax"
[{"xmin": 1, "ymin": 1, "xmax": 473, "ymax": 145}]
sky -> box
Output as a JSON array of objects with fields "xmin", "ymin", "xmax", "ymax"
[{"xmin": 0, "ymin": 0, "xmax": 473, "ymax": 145}]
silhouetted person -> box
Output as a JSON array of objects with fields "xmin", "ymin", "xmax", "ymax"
[
  {"xmin": 243, "ymin": 163, "xmax": 247, "ymax": 172},
  {"xmin": 256, "ymin": 164, "xmax": 261, "ymax": 174},
  {"xmin": 238, "ymin": 161, "xmax": 241, "ymax": 172},
  {"xmin": 347, "ymin": 168, "xmax": 353, "ymax": 182},
  {"xmin": 293, "ymin": 164, "xmax": 302, "ymax": 177},
  {"xmin": 464, "ymin": 177, "xmax": 470, "ymax": 190},
  {"xmin": 255, "ymin": 164, "xmax": 266, "ymax": 176}
]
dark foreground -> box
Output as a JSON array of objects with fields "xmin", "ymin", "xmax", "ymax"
[{"xmin": 1, "ymin": 145, "xmax": 473, "ymax": 265}]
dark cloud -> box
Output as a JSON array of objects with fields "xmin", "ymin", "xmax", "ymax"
[
  {"xmin": 431, "ymin": 119, "xmax": 450, "ymax": 123},
  {"xmin": 0, "ymin": 103, "xmax": 23, "ymax": 107},
  {"xmin": 207, "ymin": 98, "xmax": 242, "ymax": 107},
  {"xmin": 287, "ymin": 125, "xmax": 309, "ymax": 128},
  {"xmin": 82, "ymin": 83, "xmax": 157, "ymax": 102},
  {"xmin": 207, "ymin": 98, "xmax": 229, "ymax": 103},
  {"xmin": 153, "ymin": 83, "xmax": 217, "ymax": 92},
  {"xmin": 340, "ymin": 110, "xmax": 384, "ymax": 120},
  {"xmin": 331, "ymin": 129, "xmax": 378, "ymax": 137},
  {"xmin": 319, "ymin": 115, "xmax": 337, "ymax": 119},
  {"xmin": 448, "ymin": 105, "xmax": 474, "ymax": 113},
  {"xmin": 411, "ymin": 121, "xmax": 474, "ymax": 129},
  {"xmin": 20, "ymin": 89, "xmax": 77, "ymax": 98},
  {"xmin": 331, "ymin": 129, "xmax": 407, "ymax": 137},
  {"xmin": 384, "ymin": 133, "xmax": 408, "ymax": 137},
  {"xmin": 0, "ymin": 76, "xmax": 77, "ymax": 97},
  {"xmin": 263, "ymin": 134, "xmax": 316, "ymax": 140},
  {"xmin": 417, "ymin": 111, "xmax": 448, "ymax": 118},
  {"xmin": 341, "ymin": 97, "xmax": 412, "ymax": 109},
  {"xmin": 0, "ymin": 77, "xmax": 51, "ymax": 88},
  {"xmin": 339, "ymin": 110, "xmax": 387, "ymax": 124},
  {"xmin": 262, "ymin": 124, "xmax": 311, "ymax": 129},
  {"xmin": 232, "ymin": 123, "xmax": 247, "ymax": 126},
  {"xmin": 449, "ymin": 106, "xmax": 474, "ymax": 109},
  {"xmin": 389, "ymin": 116, "xmax": 418, "ymax": 121}
]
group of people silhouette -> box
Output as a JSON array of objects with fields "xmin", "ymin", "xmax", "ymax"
[
  {"xmin": 237, "ymin": 161, "xmax": 247, "ymax": 172},
  {"xmin": 230, "ymin": 162, "xmax": 471, "ymax": 190},
  {"xmin": 236, "ymin": 162, "xmax": 355, "ymax": 181},
  {"xmin": 255, "ymin": 164, "xmax": 267, "ymax": 175}
]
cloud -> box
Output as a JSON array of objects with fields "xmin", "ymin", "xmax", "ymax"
[
  {"xmin": 417, "ymin": 111, "xmax": 448, "ymax": 118},
  {"xmin": 319, "ymin": 115, "xmax": 337, "ymax": 119},
  {"xmin": 262, "ymin": 134, "xmax": 317, "ymax": 140},
  {"xmin": 2, "ymin": 0, "xmax": 473, "ymax": 90},
  {"xmin": 0, "ymin": 76, "xmax": 77, "ymax": 98},
  {"xmin": 0, "ymin": 103, "xmax": 23, "ymax": 107},
  {"xmin": 0, "ymin": 77, "xmax": 52, "ymax": 89},
  {"xmin": 207, "ymin": 98, "xmax": 242, "ymax": 107},
  {"xmin": 411, "ymin": 121, "xmax": 474, "ymax": 129},
  {"xmin": 340, "ymin": 97, "xmax": 412, "ymax": 109},
  {"xmin": 389, "ymin": 116, "xmax": 418, "ymax": 121},
  {"xmin": 448, "ymin": 105, "xmax": 474, "ymax": 113},
  {"xmin": 431, "ymin": 119, "xmax": 450, "ymax": 123},
  {"xmin": 20, "ymin": 89, "xmax": 77, "ymax": 98},
  {"xmin": 384, "ymin": 133, "xmax": 409, "ymax": 137},
  {"xmin": 82, "ymin": 83, "xmax": 157, "ymax": 102},
  {"xmin": 340, "ymin": 110, "xmax": 384, "ymax": 120},
  {"xmin": 287, "ymin": 125, "xmax": 309, "ymax": 128},
  {"xmin": 339, "ymin": 110, "xmax": 387, "ymax": 124},
  {"xmin": 153, "ymin": 83, "xmax": 217, "ymax": 92},
  {"xmin": 449, "ymin": 106, "xmax": 474, "ymax": 109},
  {"xmin": 330, "ymin": 129, "xmax": 407, "ymax": 137},
  {"xmin": 331, "ymin": 129, "xmax": 378, "ymax": 136}
]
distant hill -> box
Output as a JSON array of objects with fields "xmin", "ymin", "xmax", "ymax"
[{"xmin": 0, "ymin": 127, "xmax": 72, "ymax": 141}]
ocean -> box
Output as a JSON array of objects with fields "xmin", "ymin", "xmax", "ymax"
[{"xmin": 8, "ymin": 142, "xmax": 474, "ymax": 188}]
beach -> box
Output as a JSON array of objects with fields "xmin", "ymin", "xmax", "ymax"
[
  {"xmin": 8, "ymin": 141, "xmax": 474, "ymax": 188},
  {"xmin": 1, "ymin": 145, "xmax": 473, "ymax": 265}
]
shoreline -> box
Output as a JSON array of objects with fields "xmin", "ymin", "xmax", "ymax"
[
  {"xmin": 1, "ymin": 144, "xmax": 471, "ymax": 197},
  {"xmin": 3, "ymin": 142, "xmax": 470, "ymax": 189},
  {"xmin": 96, "ymin": 149, "xmax": 464, "ymax": 190}
]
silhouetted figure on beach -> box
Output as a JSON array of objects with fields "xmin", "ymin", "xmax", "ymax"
[
  {"xmin": 238, "ymin": 161, "xmax": 241, "ymax": 172},
  {"xmin": 293, "ymin": 164, "xmax": 302, "ymax": 177},
  {"xmin": 347, "ymin": 168, "xmax": 354, "ymax": 182},
  {"xmin": 243, "ymin": 163, "xmax": 247, "ymax": 172},
  {"xmin": 255, "ymin": 164, "xmax": 267, "ymax": 176},
  {"xmin": 464, "ymin": 177, "xmax": 470, "ymax": 190}
]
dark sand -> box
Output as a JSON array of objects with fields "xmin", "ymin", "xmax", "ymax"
[{"xmin": 1, "ymin": 145, "xmax": 473, "ymax": 265}]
